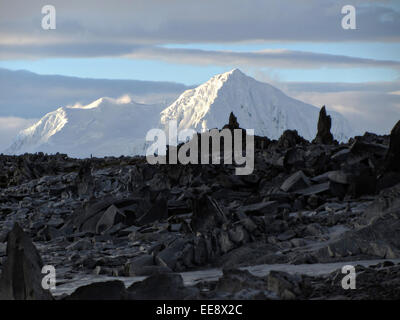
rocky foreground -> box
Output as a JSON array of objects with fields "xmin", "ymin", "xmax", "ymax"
[{"xmin": 0, "ymin": 109, "xmax": 400, "ymax": 300}]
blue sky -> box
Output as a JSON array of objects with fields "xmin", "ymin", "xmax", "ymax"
[
  {"xmin": 1, "ymin": 42, "xmax": 399, "ymax": 84},
  {"xmin": 0, "ymin": 0, "xmax": 399, "ymax": 85}
]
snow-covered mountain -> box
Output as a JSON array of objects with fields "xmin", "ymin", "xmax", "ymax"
[
  {"xmin": 5, "ymin": 96, "xmax": 163, "ymax": 158},
  {"xmin": 6, "ymin": 69, "xmax": 354, "ymax": 157},
  {"xmin": 161, "ymin": 69, "xmax": 353, "ymax": 141}
]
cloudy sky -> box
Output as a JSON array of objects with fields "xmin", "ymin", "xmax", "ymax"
[{"xmin": 0, "ymin": 0, "xmax": 399, "ymax": 150}]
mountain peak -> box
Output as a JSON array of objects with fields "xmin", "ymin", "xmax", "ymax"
[
  {"xmin": 215, "ymin": 68, "xmax": 247, "ymax": 83},
  {"xmin": 161, "ymin": 69, "xmax": 353, "ymax": 142},
  {"xmin": 6, "ymin": 69, "xmax": 354, "ymax": 157},
  {"xmin": 227, "ymin": 68, "xmax": 244, "ymax": 75}
]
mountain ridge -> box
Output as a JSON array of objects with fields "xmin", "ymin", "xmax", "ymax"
[{"xmin": 5, "ymin": 69, "xmax": 354, "ymax": 157}]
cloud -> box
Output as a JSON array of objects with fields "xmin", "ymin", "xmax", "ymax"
[
  {"xmin": 0, "ymin": 117, "xmax": 38, "ymax": 152},
  {"xmin": 271, "ymin": 80, "xmax": 400, "ymax": 135},
  {"xmin": 1, "ymin": 44, "xmax": 399, "ymax": 72},
  {"xmin": 281, "ymin": 85, "xmax": 400, "ymax": 135},
  {"xmin": 278, "ymin": 80, "xmax": 400, "ymax": 93},
  {"xmin": 1, "ymin": 0, "xmax": 400, "ymax": 52},
  {"xmin": 123, "ymin": 47, "xmax": 400, "ymax": 70},
  {"xmin": 0, "ymin": 68, "xmax": 189, "ymax": 118}
]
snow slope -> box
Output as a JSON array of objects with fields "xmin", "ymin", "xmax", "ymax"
[
  {"xmin": 6, "ymin": 69, "xmax": 354, "ymax": 157},
  {"xmin": 5, "ymin": 96, "xmax": 163, "ymax": 158},
  {"xmin": 161, "ymin": 69, "xmax": 353, "ymax": 142}
]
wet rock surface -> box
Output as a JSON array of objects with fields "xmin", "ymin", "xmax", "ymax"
[{"xmin": 0, "ymin": 115, "xmax": 399, "ymax": 299}]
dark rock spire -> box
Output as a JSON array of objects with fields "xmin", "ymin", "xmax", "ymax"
[
  {"xmin": 313, "ymin": 106, "xmax": 335, "ymax": 145},
  {"xmin": 223, "ymin": 112, "xmax": 240, "ymax": 130}
]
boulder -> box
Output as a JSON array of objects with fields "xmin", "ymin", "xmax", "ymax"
[
  {"xmin": 127, "ymin": 273, "xmax": 198, "ymax": 300},
  {"xmin": 191, "ymin": 196, "xmax": 226, "ymax": 233},
  {"xmin": 136, "ymin": 196, "xmax": 168, "ymax": 226},
  {"xmin": 65, "ymin": 280, "xmax": 127, "ymax": 300},
  {"xmin": 280, "ymin": 171, "xmax": 311, "ymax": 192},
  {"xmin": 96, "ymin": 205, "xmax": 126, "ymax": 234},
  {"xmin": 267, "ymin": 271, "xmax": 302, "ymax": 300},
  {"xmin": 76, "ymin": 161, "xmax": 94, "ymax": 197},
  {"xmin": 278, "ymin": 130, "xmax": 308, "ymax": 149},
  {"xmin": 238, "ymin": 201, "xmax": 279, "ymax": 216},
  {"xmin": 0, "ymin": 224, "xmax": 53, "ymax": 300},
  {"xmin": 124, "ymin": 254, "xmax": 172, "ymax": 276}
]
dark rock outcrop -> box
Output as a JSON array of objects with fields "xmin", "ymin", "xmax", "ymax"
[
  {"xmin": 0, "ymin": 224, "xmax": 53, "ymax": 300},
  {"xmin": 1, "ymin": 110, "xmax": 400, "ymax": 300},
  {"xmin": 384, "ymin": 120, "xmax": 400, "ymax": 172},
  {"xmin": 223, "ymin": 112, "xmax": 240, "ymax": 130},
  {"xmin": 127, "ymin": 273, "xmax": 199, "ymax": 299},
  {"xmin": 313, "ymin": 106, "xmax": 336, "ymax": 145},
  {"xmin": 65, "ymin": 280, "xmax": 127, "ymax": 300}
]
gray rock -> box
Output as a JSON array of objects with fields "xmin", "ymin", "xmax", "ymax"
[
  {"xmin": 66, "ymin": 239, "xmax": 92, "ymax": 251},
  {"xmin": 281, "ymin": 171, "xmax": 311, "ymax": 192},
  {"xmin": 136, "ymin": 196, "xmax": 168, "ymax": 226},
  {"xmin": 191, "ymin": 195, "xmax": 226, "ymax": 233},
  {"xmin": 267, "ymin": 271, "xmax": 301, "ymax": 300},
  {"xmin": 384, "ymin": 120, "xmax": 400, "ymax": 172},
  {"xmin": 328, "ymin": 171, "xmax": 351, "ymax": 185},
  {"xmin": 312, "ymin": 106, "xmax": 335, "ymax": 145},
  {"xmin": 239, "ymin": 201, "xmax": 279, "ymax": 216},
  {"xmin": 65, "ymin": 280, "xmax": 127, "ymax": 300},
  {"xmin": 296, "ymin": 182, "xmax": 330, "ymax": 196},
  {"xmin": 124, "ymin": 254, "xmax": 154, "ymax": 276},
  {"xmin": 96, "ymin": 205, "xmax": 126, "ymax": 234},
  {"xmin": 127, "ymin": 273, "xmax": 199, "ymax": 300},
  {"xmin": 0, "ymin": 223, "xmax": 53, "ymax": 300}
]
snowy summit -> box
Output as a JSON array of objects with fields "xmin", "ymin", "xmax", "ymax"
[{"xmin": 6, "ymin": 69, "xmax": 354, "ymax": 157}]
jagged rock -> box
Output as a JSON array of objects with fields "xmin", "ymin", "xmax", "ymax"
[
  {"xmin": 0, "ymin": 112, "xmax": 399, "ymax": 300},
  {"xmin": 96, "ymin": 205, "xmax": 126, "ymax": 234},
  {"xmin": 191, "ymin": 195, "xmax": 226, "ymax": 233},
  {"xmin": 219, "ymin": 231, "xmax": 235, "ymax": 254},
  {"xmin": 213, "ymin": 268, "xmax": 275, "ymax": 299},
  {"xmin": 127, "ymin": 273, "xmax": 199, "ymax": 300},
  {"xmin": 277, "ymin": 130, "xmax": 308, "ymax": 149},
  {"xmin": 277, "ymin": 230, "xmax": 296, "ymax": 241},
  {"xmin": 223, "ymin": 112, "xmax": 240, "ymax": 130},
  {"xmin": 66, "ymin": 239, "xmax": 93, "ymax": 251},
  {"xmin": 65, "ymin": 280, "xmax": 127, "ymax": 300},
  {"xmin": 267, "ymin": 271, "xmax": 302, "ymax": 300},
  {"xmin": 284, "ymin": 148, "xmax": 305, "ymax": 169},
  {"xmin": 0, "ymin": 224, "xmax": 53, "ymax": 300},
  {"xmin": 155, "ymin": 239, "xmax": 189, "ymax": 271},
  {"xmin": 350, "ymin": 138, "xmax": 388, "ymax": 157},
  {"xmin": 296, "ymin": 182, "xmax": 330, "ymax": 196},
  {"xmin": 239, "ymin": 201, "xmax": 279, "ymax": 216},
  {"xmin": 228, "ymin": 225, "xmax": 249, "ymax": 244},
  {"xmin": 76, "ymin": 161, "xmax": 94, "ymax": 197},
  {"xmin": 136, "ymin": 195, "xmax": 168, "ymax": 226},
  {"xmin": 280, "ymin": 170, "xmax": 311, "ymax": 192},
  {"xmin": 313, "ymin": 106, "xmax": 335, "ymax": 145},
  {"xmin": 328, "ymin": 171, "xmax": 351, "ymax": 185},
  {"xmin": 384, "ymin": 120, "xmax": 400, "ymax": 172},
  {"xmin": 125, "ymin": 254, "xmax": 155, "ymax": 276},
  {"xmin": 348, "ymin": 168, "xmax": 377, "ymax": 198}
]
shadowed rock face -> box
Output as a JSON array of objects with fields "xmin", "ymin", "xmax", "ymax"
[
  {"xmin": 1, "ymin": 111, "xmax": 400, "ymax": 300},
  {"xmin": 64, "ymin": 280, "xmax": 127, "ymax": 300},
  {"xmin": 223, "ymin": 112, "xmax": 240, "ymax": 130},
  {"xmin": 313, "ymin": 106, "xmax": 335, "ymax": 145},
  {"xmin": 0, "ymin": 224, "xmax": 53, "ymax": 300},
  {"xmin": 384, "ymin": 120, "xmax": 400, "ymax": 172}
]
